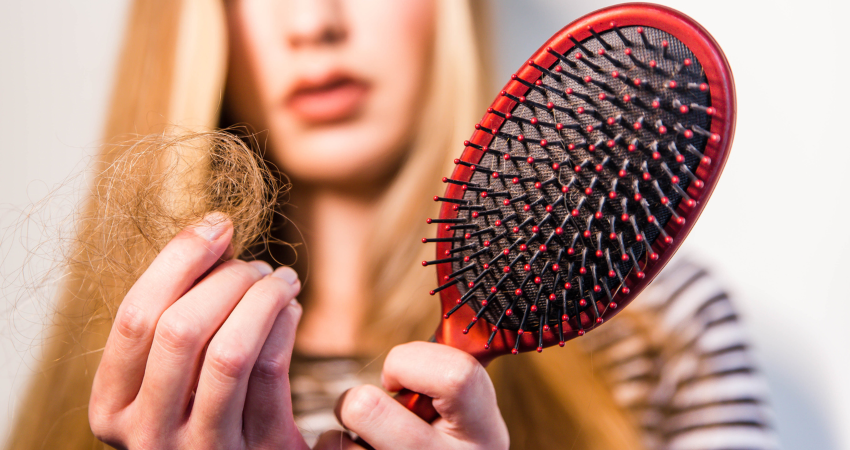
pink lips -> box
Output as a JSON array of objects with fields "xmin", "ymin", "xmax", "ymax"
[{"xmin": 286, "ymin": 74, "xmax": 370, "ymax": 124}]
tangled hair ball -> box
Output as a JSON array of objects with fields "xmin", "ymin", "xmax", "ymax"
[{"xmin": 76, "ymin": 129, "xmax": 289, "ymax": 310}]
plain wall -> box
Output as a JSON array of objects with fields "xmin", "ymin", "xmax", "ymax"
[{"xmin": 1, "ymin": 1, "xmax": 848, "ymax": 448}]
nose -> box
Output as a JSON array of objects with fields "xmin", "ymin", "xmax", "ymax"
[{"xmin": 284, "ymin": 0, "xmax": 346, "ymax": 48}]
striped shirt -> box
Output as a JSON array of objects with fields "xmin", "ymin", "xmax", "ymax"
[{"xmin": 581, "ymin": 260, "xmax": 779, "ymax": 449}]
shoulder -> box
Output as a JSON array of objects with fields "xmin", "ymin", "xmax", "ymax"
[{"xmin": 582, "ymin": 259, "xmax": 781, "ymax": 450}]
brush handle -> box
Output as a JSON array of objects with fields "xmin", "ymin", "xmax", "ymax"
[{"xmin": 395, "ymin": 388, "xmax": 439, "ymax": 422}]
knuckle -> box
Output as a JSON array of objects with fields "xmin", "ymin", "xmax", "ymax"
[
  {"xmin": 250, "ymin": 278, "xmax": 294, "ymax": 308},
  {"xmin": 113, "ymin": 303, "xmax": 149, "ymax": 341},
  {"xmin": 441, "ymin": 353, "xmax": 482, "ymax": 396},
  {"xmin": 342, "ymin": 385, "xmax": 386, "ymax": 428},
  {"xmin": 252, "ymin": 354, "xmax": 289, "ymax": 383},
  {"xmin": 88, "ymin": 404, "xmax": 120, "ymax": 445},
  {"xmin": 206, "ymin": 341, "xmax": 252, "ymax": 382},
  {"xmin": 155, "ymin": 310, "xmax": 202, "ymax": 352}
]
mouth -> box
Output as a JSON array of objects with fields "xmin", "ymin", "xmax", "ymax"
[{"xmin": 286, "ymin": 74, "xmax": 370, "ymax": 124}]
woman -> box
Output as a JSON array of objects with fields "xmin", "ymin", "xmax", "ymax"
[{"xmin": 6, "ymin": 0, "xmax": 775, "ymax": 449}]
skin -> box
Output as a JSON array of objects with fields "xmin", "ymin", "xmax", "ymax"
[{"xmin": 90, "ymin": 0, "xmax": 509, "ymax": 448}]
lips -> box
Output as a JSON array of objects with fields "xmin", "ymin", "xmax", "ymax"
[{"xmin": 286, "ymin": 74, "xmax": 370, "ymax": 124}]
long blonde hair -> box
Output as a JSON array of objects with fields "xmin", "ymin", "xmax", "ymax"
[{"xmin": 6, "ymin": 1, "xmax": 644, "ymax": 449}]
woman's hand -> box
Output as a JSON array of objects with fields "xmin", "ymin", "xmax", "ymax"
[
  {"xmin": 315, "ymin": 342, "xmax": 509, "ymax": 450},
  {"xmin": 89, "ymin": 213, "xmax": 309, "ymax": 450}
]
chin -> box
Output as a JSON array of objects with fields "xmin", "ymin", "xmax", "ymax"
[{"xmin": 271, "ymin": 119, "xmax": 409, "ymax": 186}]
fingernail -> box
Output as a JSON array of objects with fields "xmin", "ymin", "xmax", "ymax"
[
  {"xmin": 195, "ymin": 212, "xmax": 229, "ymax": 242},
  {"xmin": 247, "ymin": 260, "xmax": 273, "ymax": 276},
  {"xmin": 272, "ymin": 266, "xmax": 299, "ymax": 284}
]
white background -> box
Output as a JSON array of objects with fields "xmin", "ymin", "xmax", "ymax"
[{"xmin": 1, "ymin": 1, "xmax": 848, "ymax": 448}]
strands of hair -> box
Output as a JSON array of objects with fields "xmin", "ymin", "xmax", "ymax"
[
  {"xmin": 8, "ymin": 130, "xmax": 289, "ymax": 319},
  {"xmin": 425, "ymin": 20, "xmax": 728, "ymax": 355}
]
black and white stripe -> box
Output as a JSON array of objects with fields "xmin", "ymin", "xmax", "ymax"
[{"xmin": 582, "ymin": 260, "xmax": 779, "ymax": 450}]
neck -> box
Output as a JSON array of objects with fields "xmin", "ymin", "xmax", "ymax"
[{"xmin": 290, "ymin": 183, "xmax": 381, "ymax": 356}]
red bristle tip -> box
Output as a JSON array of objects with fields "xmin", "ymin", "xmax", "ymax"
[
  {"xmin": 523, "ymin": 264, "xmax": 531, "ymax": 272},
  {"xmin": 593, "ymin": 285, "xmax": 601, "ymax": 293},
  {"xmin": 684, "ymin": 58, "xmax": 692, "ymax": 66},
  {"xmin": 710, "ymin": 133, "xmax": 721, "ymax": 143},
  {"xmin": 534, "ymin": 277, "xmax": 542, "ymax": 284},
  {"xmin": 537, "ymin": 346, "xmax": 543, "ymax": 353},
  {"xmin": 595, "ymin": 250, "xmax": 603, "ymax": 258},
  {"xmin": 609, "ymin": 302, "xmax": 618, "ymax": 309},
  {"xmin": 579, "ymin": 266, "xmax": 587, "ymax": 274},
  {"xmin": 608, "ymin": 270, "xmax": 616, "ymax": 278},
  {"xmin": 549, "ymin": 294, "xmax": 556, "ymax": 301},
  {"xmin": 503, "ymin": 266, "xmax": 511, "ymax": 273},
  {"xmin": 421, "ymin": 238, "xmax": 427, "ymax": 243},
  {"xmin": 523, "ymin": 205, "xmax": 531, "ymax": 211},
  {"xmin": 511, "ymin": 349, "xmax": 518, "ymax": 355},
  {"xmin": 622, "ymin": 254, "xmax": 630, "ymax": 262},
  {"xmin": 582, "ymin": 230, "xmax": 591, "ymax": 238},
  {"xmin": 431, "ymin": 291, "xmax": 437, "ymax": 296},
  {"xmin": 564, "ymin": 282, "xmax": 572, "ymax": 289},
  {"xmin": 668, "ymin": 80, "xmax": 678, "ymax": 89},
  {"xmin": 513, "ymin": 177, "xmax": 520, "ymax": 184},
  {"xmin": 579, "ymin": 299, "xmax": 587, "ymax": 307},
  {"xmin": 426, "ymin": 218, "xmax": 433, "ymax": 224},
  {"xmin": 578, "ymin": 330, "xmax": 585, "ymax": 336},
  {"xmin": 443, "ymin": 313, "xmax": 449, "ymax": 318},
  {"xmin": 623, "ymin": 287, "xmax": 630, "ymax": 294},
  {"xmin": 484, "ymin": 344, "xmax": 490, "ymax": 350},
  {"xmin": 552, "ymin": 264, "xmax": 560, "ymax": 272},
  {"xmin": 472, "ymin": 211, "xmax": 479, "ymax": 218},
  {"xmin": 519, "ymin": 244, "xmax": 528, "ymax": 251},
  {"xmin": 517, "ymin": 329, "xmax": 523, "ymax": 335},
  {"xmin": 596, "ymin": 318, "xmax": 604, "ymax": 324},
  {"xmin": 706, "ymin": 107, "xmax": 716, "ymax": 115},
  {"xmin": 495, "ymin": 220, "xmax": 503, "ymax": 226},
  {"xmin": 555, "ymin": 227, "xmax": 563, "ymax": 235},
  {"xmin": 559, "ymin": 341, "xmax": 565, "ymax": 347},
  {"xmin": 506, "ymin": 309, "xmax": 513, "ymax": 316},
  {"xmin": 462, "ymin": 328, "xmax": 469, "ymax": 334},
  {"xmin": 637, "ymin": 271, "xmax": 646, "ymax": 279},
  {"xmin": 650, "ymin": 252, "xmax": 659, "ymax": 260}
]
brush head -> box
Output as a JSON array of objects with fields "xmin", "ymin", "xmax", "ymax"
[{"xmin": 424, "ymin": 3, "xmax": 735, "ymax": 363}]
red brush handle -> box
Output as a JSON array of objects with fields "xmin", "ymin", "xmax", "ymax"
[{"xmin": 395, "ymin": 389, "xmax": 439, "ymax": 423}]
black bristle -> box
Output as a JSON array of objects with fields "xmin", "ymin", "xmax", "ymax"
[{"xmin": 427, "ymin": 25, "xmax": 713, "ymax": 334}]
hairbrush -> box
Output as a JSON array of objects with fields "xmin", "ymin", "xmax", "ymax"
[{"xmin": 407, "ymin": 2, "xmax": 733, "ymax": 424}]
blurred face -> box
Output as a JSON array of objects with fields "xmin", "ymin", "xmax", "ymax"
[{"xmin": 224, "ymin": 0, "xmax": 436, "ymax": 186}]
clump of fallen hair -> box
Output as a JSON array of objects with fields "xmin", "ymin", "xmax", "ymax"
[{"xmin": 73, "ymin": 129, "xmax": 288, "ymax": 313}]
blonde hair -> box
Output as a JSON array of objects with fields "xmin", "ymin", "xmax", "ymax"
[{"xmin": 6, "ymin": 1, "xmax": 644, "ymax": 449}]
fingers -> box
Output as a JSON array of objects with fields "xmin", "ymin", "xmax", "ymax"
[
  {"xmin": 314, "ymin": 431, "xmax": 361, "ymax": 450},
  {"xmin": 381, "ymin": 342, "xmax": 507, "ymax": 444},
  {"xmin": 190, "ymin": 267, "xmax": 304, "ymax": 448},
  {"xmin": 135, "ymin": 258, "xmax": 268, "ymax": 428},
  {"xmin": 335, "ymin": 385, "xmax": 439, "ymax": 450},
  {"xmin": 241, "ymin": 273, "xmax": 308, "ymax": 449},
  {"xmin": 92, "ymin": 213, "xmax": 232, "ymax": 416}
]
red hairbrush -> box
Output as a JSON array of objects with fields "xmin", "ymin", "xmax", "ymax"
[{"xmin": 411, "ymin": 2, "xmax": 733, "ymax": 423}]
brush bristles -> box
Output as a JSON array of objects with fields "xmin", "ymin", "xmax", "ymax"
[{"xmin": 427, "ymin": 25, "xmax": 717, "ymax": 344}]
